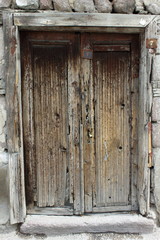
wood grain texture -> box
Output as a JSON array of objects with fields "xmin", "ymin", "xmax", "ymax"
[
  {"xmin": 14, "ymin": 13, "xmax": 156, "ymax": 28},
  {"xmin": 138, "ymin": 18, "xmax": 157, "ymax": 215},
  {"xmin": 27, "ymin": 207, "xmax": 73, "ymax": 215},
  {"xmin": 81, "ymin": 33, "xmax": 95, "ymax": 213},
  {"xmin": 93, "ymin": 49, "xmax": 131, "ymax": 207},
  {"xmin": 33, "ymin": 45, "xmax": 68, "ymax": 207},
  {"xmin": 3, "ymin": 12, "xmax": 26, "ymax": 224},
  {"xmin": 81, "ymin": 33, "xmax": 139, "ymax": 212},
  {"xmin": 21, "ymin": 32, "xmax": 82, "ymax": 215}
]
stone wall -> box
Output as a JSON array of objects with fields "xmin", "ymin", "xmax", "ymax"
[
  {"xmin": 0, "ymin": 24, "xmax": 9, "ymax": 225},
  {"xmin": 0, "ymin": 0, "xmax": 160, "ymax": 14},
  {"xmin": 151, "ymin": 27, "xmax": 160, "ymax": 221}
]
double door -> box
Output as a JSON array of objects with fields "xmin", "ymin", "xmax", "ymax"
[{"xmin": 21, "ymin": 32, "xmax": 139, "ymax": 215}]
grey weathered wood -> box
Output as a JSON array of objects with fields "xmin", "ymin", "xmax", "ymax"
[
  {"xmin": 130, "ymin": 37, "xmax": 139, "ymax": 211},
  {"xmin": 81, "ymin": 33, "xmax": 95, "ymax": 213},
  {"xmin": 3, "ymin": 12, "xmax": 26, "ymax": 224},
  {"xmin": 9, "ymin": 153, "xmax": 26, "ymax": 224},
  {"xmin": 67, "ymin": 33, "xmax": 82, "ymax": 215},
  {"xmin": 13, "ymin": 26, "xmax": 145, "ymax": 33},
  {"xmin": 93, "ymin": 205, "xmax": 132, "ymax": 213},
  {"xmin": 14, "ymin": 13, "xmax": 156, "ymax": 28},
  {"xmin": 93, "ymin": 42, "xmax": 131, "ymax": 208},
  {"xmin": 138, "ymin": 17, "xmax": 157, "ymax": 215},
  {"xmin": 27, "ymin": 207, "xmax": 73, "ymax": 216}
]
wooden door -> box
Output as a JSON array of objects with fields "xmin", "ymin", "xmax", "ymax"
[
  {"xmin": 21, "ymin": 32, "xmax": 82, "ymax": 215},
  {"xmin": 21, "ymin": 32, "xmax": 139, "ymax": 215},
  {"xmin": 81, "ymin": 33, "xmax": 139, "ymax": 213}
]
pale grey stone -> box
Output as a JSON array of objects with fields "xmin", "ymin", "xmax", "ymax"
[
  {"xmin": 152, "ymin": 98, "xmax": 160, "ymax": 122},
  {"xmin": 0, "ymin": 27, "xmax": 4, "ymax": 80},
  {"xmin": 20, "ymin": 214, "xmax": 155, "ymax": 235},
  {"xmin": 53, "ymin": 0, "xmax": 72, "ymax": 11},
  {"xmin": 15, "ymin": 0, "xmax": 39, "ymax": 9},
  {"xmin": 40, "ymin": 0, "xmax": 53, "ymax": 9},
  {"xmin": 152, "ymin": 123, "xmax": 160, "ymax": 148},
  {"xmin": 0, "ymin": 152, "xmax": 9, "ymax": 225},
  {"xmin": 0, "ymin": 0, "xmax": 12, "ymax": 8},
  {"xmin": 157, "ymin": 35, "xmax": 160, "ymax": 54},
  {"xmin": 0, "ymin": 96, "xmax": 6, "ymax": 152},
  {"xmin": 74, "ymin": 0, "xmax": 96, "ymax": 12},
  {"xmin": 113, "ymin": 0, "xmax": 135, "ymax": 13},
  {"xmin": 152, "ymin": 55, "xmax": 160, "ymax": 82},
  {"xmin": 152, "ymin": 148, "xmax": 160, "ymax": 216},
  {"xmin": 144, "ymin": 0, "xmax": 160, "ymax": 15},
  {"xmin": 135, "ymin": 0, "xmax": 145, "ymax": 12},
  {"xmin": 94, "ymin": 0, "xmax": 112, "ymax": 13}
]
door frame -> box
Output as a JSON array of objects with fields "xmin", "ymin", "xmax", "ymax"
[{"xmin": 2, "ymin": 11, "xmax": 158, "ymax": 224}]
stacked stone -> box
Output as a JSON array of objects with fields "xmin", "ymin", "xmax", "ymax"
[
  {"xmin": 0, "ymin": 21, "xmax": 8, "ymax": 225},
  {"xmin": 152, "ymin": 34, "xmax": 160, "ymax": 221},
  {"xmin": 0, "ymin": 0, "xmax": 160, "ymax": 14}
]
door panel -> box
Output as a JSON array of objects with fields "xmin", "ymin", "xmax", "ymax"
[
  {"xmin": 33, "ymin": 45, "xmax": 68, "ymax": 207},
  {"xmin": 93, "ymin": 50, "xmax": 131, "ymax": 208}
]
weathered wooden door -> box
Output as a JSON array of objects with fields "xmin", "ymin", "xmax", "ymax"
[
  {"xmin": 81, "ymin": 34, "xmax": 139, "ymax": 213},
  {"xmin": 21, "ymin": 32, "xmax": 139, "ymax": 215}
]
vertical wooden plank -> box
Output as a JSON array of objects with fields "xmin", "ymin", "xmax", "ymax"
[
  {"xmin": 81, "ymin": 33, "xmax": 95, "ymax": 212},
  {"xmin": 68, "ymin": 33, "xmax": 82, "ymax": 214},
  {"xmin": 3, "ymin": 12, "xmax": 26, "ymax": 224},
  {"xmin": 130, "ymin": 36, "xmax": 139, "ymax": 211},
  {"xmin": 21, "ymin": 32, "xmax": 36, "ymax": 207}
]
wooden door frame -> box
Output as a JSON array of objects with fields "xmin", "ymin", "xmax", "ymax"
[{"xmin": 2, "ymin": 11, "xmax": 158, "ymax": 224}]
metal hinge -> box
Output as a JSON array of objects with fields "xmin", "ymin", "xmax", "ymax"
[
  {"xmin": 146, "ymin": 38, "xmax": 157, "ymax": 49},
  {"xmin": 146, "ymin": 38, "xmax": 158, "ymax": 54},
  {"xmin": 148, "ymin": 118, "xmax": 153, "ymax": 168}
]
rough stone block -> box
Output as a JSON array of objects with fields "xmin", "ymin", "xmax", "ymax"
[
  {"xmin": 40, "ymin": 0, "xmax": 53, "ymax": 9},
  {"xmin": 0, "ymin": 0, "xmax": 12, "ymax": 8},
  {"xmin": 0, "ymin": 96, "xmax": 6, "ymax": 152},
  {"xmin": 53, "ymin": 0, "xmax": 72, "ymax": 11},
  {"xmin": 15, "ymin": 0, "xmax": 39, "ymax": 9},
  {"xmin": 94, "ymin": 0, "xmax": 112, "ymax": 13},
  {"xmin": 157, "ymin": 35, "xmax": 160, "ymax": 54},
  {"xmin": 0, "ymin": 152, "xmax": 9, "ymax": 225},
  {"xmin": 135, "ymin": 0, "xmax": 144, "ymax": 12},
  {"xmin": 20, "ymin": 214, "xmax": 155, "ymax": 235},
  {"xmin": 152, "ymin": 123, "xmax": 160, "ymax": 148},
  {"xmin": 74, "ymin": 0, "xmax": 96, "ymax": 12},
  {"xmin": 0, "ymin": 27, "xmax": 4, "ymax": 80},
  {"xmin": 152, "ymin": 148, "xmax": 160, "ymax": 215},
  {"xmin": 113, "ymin": 0, "xmax": 135, "ymax": 13},
  {"xmin": 152, "ymin": 98, "xmax": 160, "ymax": 122},
  {"xmin": 144, "ymin": 0, "xmax": 160, "ymax": 15},
  {"xmin": 152, "ymin": 55, "xmax": 160, "ymax": 82}
]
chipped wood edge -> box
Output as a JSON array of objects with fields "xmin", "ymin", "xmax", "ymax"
[{"xmin": 27, "ymin": 207, "xmax": 73, "ymax": 216}]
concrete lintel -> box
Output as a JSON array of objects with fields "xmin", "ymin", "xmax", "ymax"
[{"xmin": 20, "ymin": 213, "xmax": 155, "ymax": 236}]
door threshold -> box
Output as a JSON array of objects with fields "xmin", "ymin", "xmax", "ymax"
[{"xmin": 20, "ymin": 213, "xmax": 155, "ymax": 236}]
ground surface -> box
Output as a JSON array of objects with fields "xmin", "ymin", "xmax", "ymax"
[{"xmin": 0, "ymin": 225, "xmax": 160, "ymax": 240}]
